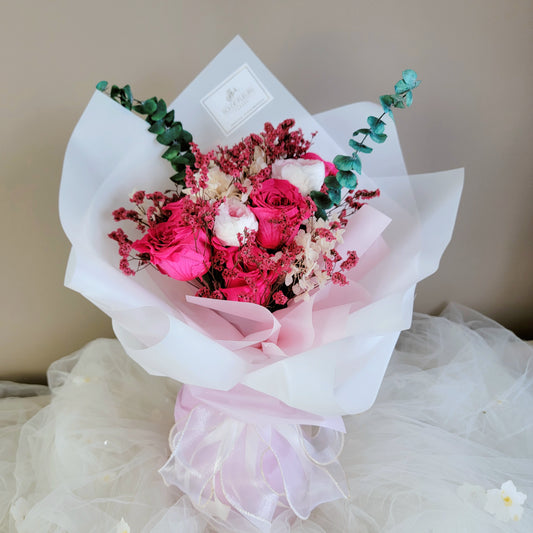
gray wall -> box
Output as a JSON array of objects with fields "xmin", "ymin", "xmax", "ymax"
[{"xmin": 1, "ymin": 0, "xmax": 531, "ymax": 381}]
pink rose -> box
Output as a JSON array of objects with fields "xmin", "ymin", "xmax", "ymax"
[
  {"xmin": 133, "ymin": 209, "xmax": 210, "ymax": 281},
  {"xmin": 210, "ymin": 235, "xmax": 239, "ymax": 271},
  {"xmin": 250, "ymin": 178, "xmax": 314, "ymax": 249},
  {"xmin": 302, "ymin": 152, "xmax": 337, "ymax": 177},
  {"xmin": 220, "ymin": 261, "xmax": 279, "ymax": 305}
]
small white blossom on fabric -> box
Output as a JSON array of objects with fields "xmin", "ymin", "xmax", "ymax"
[
  {"xmin": 272, "ymin": 159, "xmax": 325, "ymax": 195},
  {"xmin": 485, "ymin": 480, "xmax": 527, "ymax": 522},
  {"xmin": 117, "ymin": 517, "xmax": 131, "ymax": 533},
  {"xmin": 214, "ymin": 197, "xmax": 258, "ymax": 247}
]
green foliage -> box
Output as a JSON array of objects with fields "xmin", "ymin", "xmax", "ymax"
[
  {"xmin": 310, "ymin": 190, "xmax": 333, "ymax": 210},
  {"xmin": 349, "ymin": 139, "xmax": 373, "ymax": 154},
  {"xmin": 323, "ymin": 69, "xmax": 420, "ymax": 214},
  {"xmin": 369, "ymin": 131, "xmax": 387, "ymax": 144},
  {"xmin": 336, "ymin": 170, "xmax": 357, "ymax": 189},
  {"xmin": 148, "ymin": 120, "xmax": 166, "ymax": 134},
  {"xmin": 367, "ymin": 116, "xmax": 385, "ymax": 134},
  {"xmin": 333, "ymin": 155, "xmax": 360, "ymax": 172},
  {"xmin": 324, "ymin": 175, "xmax": 342, "ymax": 204},
  {"xmin": 380, "ymin": 69, "xmax": 420, "ymax": 116},
  {"xmin": 97, "ymin": 81, "xmax": 195, "ymax": 185},
  {"xmin": 151, "ymin": 99, "xmax": 167, "ymax": 121},
  {"xmin": 96, "ymin": 80, "xmax": 108, "ymax": 91}
]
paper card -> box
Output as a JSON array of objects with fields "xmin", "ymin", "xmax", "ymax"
[
  {"xmin": 169, "ymin": 36, "xmax": 342, "ymax": 160},
  {"xmin": 201, "ymin": 63, "xmax": 273, "ymax": 135}
]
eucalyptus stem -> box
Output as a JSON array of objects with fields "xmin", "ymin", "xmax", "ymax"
[
  {"xmin": 95, "ymin": 81, "xmax": 195, "ymax": 186},
  {"xmin": 310, "ymin": 69, "xmax": 421, "ymax": 219}
]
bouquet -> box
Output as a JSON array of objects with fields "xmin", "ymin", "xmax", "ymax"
[{"xmin": 60, "ymin": 37, "xmax": 463, "ymax": 532}]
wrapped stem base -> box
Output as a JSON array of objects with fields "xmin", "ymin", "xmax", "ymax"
[{"xmin": 159, "ymin": 386, "xmax": 348, "ymax": 532}]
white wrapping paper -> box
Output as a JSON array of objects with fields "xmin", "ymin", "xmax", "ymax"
[{"xmin": 59, "ymin": 36, "xmax": 463, "ymax": 417}]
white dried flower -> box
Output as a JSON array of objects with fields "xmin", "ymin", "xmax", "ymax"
[
  {"xmin": 249, "ymin": 146, "xmax": 267, "ymax": 175},
  {"xmin": 184, "ymin": 165, "xmax": 239, "ymax": 200},
  {"xmin": 204, "ymin": 166, "xmax": 236, "ymax": 198}
]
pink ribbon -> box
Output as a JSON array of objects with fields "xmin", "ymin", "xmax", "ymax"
[{"xmin": 159, "ymin": 385, "xmax": 349, "ymax": 532}]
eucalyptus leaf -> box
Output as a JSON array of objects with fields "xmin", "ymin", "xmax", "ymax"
[
  {"xmin": 164, "ymin": 110, "xmax": 175, "ymax": 126},
  {"xmin": 333, "ymin": 155, "xmax": 359, "ymax": 172},
  {"xmin": 162, "ymin": 146, "xmax": 180, "ymax": 160},
  {"xmin": 170, "ymin": 170, "xmax": 186, "ymax": 184},
  {"xmin": 367, "ymin": 116, "xmax": 386, "ymax": 134},
  {"xmin": 151, "ymin": 99, "xmax": 167, "ymax": 121},
  {"xmin": 172, "ymin": 154, "xmax": 195, "ymax": 165},
  {"xmin": 123, "ymin": 85, "xmax": 132, "ymax": 104},
  {"xmin": 393, "ymin": 95, "xmax": 406, "ymax": 109},
  {"xmin": 380, "ymin": 94, "xmax": 394, "ymax": 116},
  {"xmin": 143, "ymin": 98, "xmax": 158, "ymax": 115},
  {"xmin": 180, "ymin": 130, "xmax": 193, "ymax": 145},
  {"xmin": 171, "ymin": 159, "xmax": 183, "ymax": 171},
  {"xmin": 148, "ymin": 120, "xmax": 166, "ymax": 134},
  {"xmin": 349, "ymin": 154, "xmax": 362, "ymax": 173},
  {"xmin": 394, "ymin": 79, "xmax": 409, "ymax": 94},
  {"xmin": 315, "ymin": 207, "xmax": 327, "ymax": 220},
  {"xmin": 310, "ymin": 190, "xmax": 333, "ymax": 210},
  {"xmin": 157, "ymin": 123, "xmax": 182, "ymax": 145},
  {"xmin": 336, "ymin": 170, "xmax": 357, "ymax": 189},
  {"xmin": 353, "ymin": 128, "xmax": 371, "ymax": 136},
  {"xmin": 133, "ymin": 103, "xmax": 147, "ymax": 114},
  {"xmin": 370, "ymin": 132, "xmax": 387, "ymax": 143},
  {"xmin": 380, "ymin": 94, "xmax": 394, "ymax": 107},
  {"xmin": 349, "ymin": 139, "xmax": 373, "ymax": 153},
  {"xmin": 402, "ymin": 69, "xmax": 419, "ymax": 88},
  {"xmin": 325, "ymin": 175, "xmax": 341, "ymax": 190},
  {"xmin": 96, "ymin": 81, "xmax": 108, "ymax": 91},
  {"xmin": 328, "ymin": 187, "xmax": 341, "ymax": 205},
  {"xmin": 181, "ymin": 152, "xmax": 195, "ymax": 165}
]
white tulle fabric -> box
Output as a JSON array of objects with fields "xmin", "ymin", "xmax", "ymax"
[{"xmin": 1, "ymin": 304, "xmax": 532, "ymax": 532}]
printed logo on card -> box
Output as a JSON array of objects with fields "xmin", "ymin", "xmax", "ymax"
[{"xmin": 201, "ymin": 64, "xmax": 272, "ymax": 136}]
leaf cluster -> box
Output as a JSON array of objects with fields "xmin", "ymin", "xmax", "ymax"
[
  {"xmin": 380, "ymin": 69, "xmax": 420, "ymax": 117},
  {"xmin": 96, "ymin": 81, "xmax": 195, "ymax": 184},
  {"xmin": 315, "ymin": 70, "xmax": 420, "ymax": 215}
]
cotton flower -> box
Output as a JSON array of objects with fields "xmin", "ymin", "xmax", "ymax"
[
  {"xmin": 214, "ymin": 197, "xmax": 258, "ymax": 246},
  {"xmin": 272, "ymin": 158, "xmax": 325, "ymax": 195},
  {"xmin": 485, "ymin": 480, "xmax": 527, "ymax": 522},
  {"xmin": 116, "ymin": 518, "xmax": 130, "ymax": 533}
]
